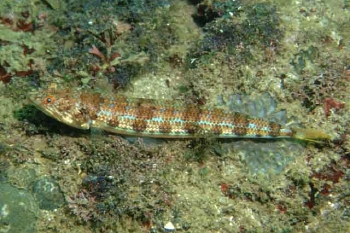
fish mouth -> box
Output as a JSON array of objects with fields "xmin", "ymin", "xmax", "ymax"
[{"xmin": 31, "ymin": 102, "xmax": 91, "ymax": 130}]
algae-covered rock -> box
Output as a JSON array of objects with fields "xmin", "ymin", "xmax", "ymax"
[
  {"xmin": 0, "ymin": 182, "xmax": 39, "ymax": 233},
  {"xmin": 32, "ymin": 177, "xmax": 65, "ymax": 210},
  {"xmin": 232, "ymin": 140, "xmax": 304, "ymax": 176},
  {"xmin": 7, "ymin": 167, "xmax": 36, "ymax": 189},
  {"xmin": 220, "ymin": 93, "xmax": 288, "ymax": 124}
]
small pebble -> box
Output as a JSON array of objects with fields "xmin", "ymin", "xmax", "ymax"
[{"xmin": 164, "ymin": 221, "xmax": 175, "ymax": 232}]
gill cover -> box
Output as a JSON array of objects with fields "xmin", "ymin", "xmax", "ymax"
[{"xmin": 29, "ymin": 89, "xmax": 91, "ymax": 129}]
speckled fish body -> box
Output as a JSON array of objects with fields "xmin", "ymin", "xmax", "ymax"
[{"xmin": 29, "ymin": 89, "xmax": 294, "ymax": 139}]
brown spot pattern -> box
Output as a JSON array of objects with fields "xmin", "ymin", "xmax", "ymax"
[
  {"xmin": 184, "ymin": 122, "xmax": 198, "ymax": 134},
  {"xmin": 211, "ymin": 108, "xmax": 224, "ymax": 124},
  {"xmin": 162, "ymin": 107, "xmax": 176, "ymax": 120},
  {"xmin": 136, "ymin": 104, "xmax": 155, "ymax": 120},
  {"xmin": 210, "ymin": 125, "xmax": 223, "ymax": 135},
  {"xmin": 38, "ymin": 90, "xmax": 293, "ymax": 139},
  {"xmin": 132, "ymin": 119, "xmax": 148, "ymax": 132},
  {"xmin": 158, "ymin": 121, "xmax": 172, "ymax": 133},
  {"xmin": 232, "ymin": 113, "xmax": 249, "ymax": 135},
  {"xmin": 250, "ymin": 118, "xmax": 270, "ymax": 137},
  {"xmin": 269, "ymin": 122, "xmax": 281, "ymax": 137},
  {"xmin": 80, "ymin": 93, "xmax": 102, "ymax": 120},
  {"xmin": 182, "ymin": 106, "xmax": 201, "ymax": 122},
  {"xmin": 108, "ymin": 117, "xmax": 119, "ymax": 127}
]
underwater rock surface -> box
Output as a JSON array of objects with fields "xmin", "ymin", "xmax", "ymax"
[
  {"xmin": 218, "ymin": 93, "xmax": 288, "ymax": 125},
  {"xmin": 230, "ymin": 140, "xmax": 304, "ymax": 175},
  {"xmin": 218, "ymin": 94, "xmax": 304, "ymax": 175},
  {"xmin": 32, "ymin": 177, "xmax": 65, "ymax": 210},
  {"xmin": 0, "ymin": 182, "xmax": 39, "ymax": 233}
]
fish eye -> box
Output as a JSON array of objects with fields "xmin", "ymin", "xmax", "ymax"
[{"xmin": 43, "ymin": 95, "xmax": 55, "ymax": 104}]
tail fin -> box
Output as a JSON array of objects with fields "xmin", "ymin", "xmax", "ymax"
[{"xmin": 291, "ymin": 128, "xmax": 331, "ymax": 142}]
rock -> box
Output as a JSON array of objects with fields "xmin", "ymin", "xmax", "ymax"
[
  {"xmin": 32, "ymin": 177, "xmax": 65, "ymax": 210},
  {"xmin": 0, "ymin": 182, "xmax": 39, "ymax": 233},
  {"xmin": 164, "ymin": 221, "xmax": 175, "ymax": 232}
]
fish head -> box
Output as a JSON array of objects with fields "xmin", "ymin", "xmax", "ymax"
[{"xmin": 29, "ymin": 88, "xmax": 91, "ymax": 129}]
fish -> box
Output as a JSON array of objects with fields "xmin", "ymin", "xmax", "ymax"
[{"xmin": 29, "ymin": 88, "xmax": 330, "ymax": 141}]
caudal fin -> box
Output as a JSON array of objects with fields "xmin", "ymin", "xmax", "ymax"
[{"xmin": 292, "ymin": 128, "xmax": 331, "ymax": 142}]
